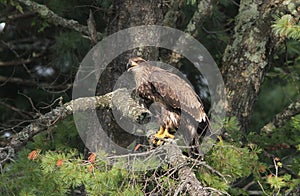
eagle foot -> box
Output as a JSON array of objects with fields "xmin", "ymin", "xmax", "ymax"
[{"xmin": 152, "ymin": 126, "xmax": 175, "ymax": 146}]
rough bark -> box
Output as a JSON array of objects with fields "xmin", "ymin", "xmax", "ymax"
[
  {"xmin": 165, "ymin": 141, "xmax": 209, "ymax": 196},
  {"xmin": 221, "ymin": 0, "xmax": 285, "ymax": 130},
  {"xmin": 96, "ymin": 0, "xmax": 164, "ymax": 147}
]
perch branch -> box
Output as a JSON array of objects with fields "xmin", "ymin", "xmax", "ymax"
[
  {"xmin": 164, "ymin": 140, "xmax": 209, "ymax": 195},
  {"xmin": 262, "ymin": 98, "xmax": 300, "ymax": 132},
  {"xmin": 0, "ymin": 88, "xmax": 224, "ymax": 195},
  {"xmin": 14, "ymin": 0, "xmax": 102, "ymax": 39},
  {"xmin": 1, "ymin": 88, "xmax": 150, "ymax": 160},
  {"xmin": 106, "ymin": 140, "xmax": 213, "ymax": 195}
]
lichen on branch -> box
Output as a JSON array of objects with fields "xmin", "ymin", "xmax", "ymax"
[
  {"xmin": 14, "ymin": 0, "xmax": 102, "ymax": 39},
  {"xmin": 5, "ymin": 88, "xmax": 150, "ymax": 155}
]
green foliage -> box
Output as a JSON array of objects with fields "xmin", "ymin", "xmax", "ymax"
[
  {"xmin": 272, "ymin": 14, "xmax": 300, "ymax": 40},
  {"xmin": 207, "ymin": 138, "xmax": 259, "ymax": 181},
  {"xmin": 0, "ymin": 148, "xmax": 142, "ymax": 195},
  {"xmin": 267, "ymin": 174, "xmax": 291, "ymax": 191},
  {"xmin": 0, "ymin": 0, "xmax": 23, "ymax": 13},
  {"xmin": 247, "ymin": 115, "xmax": 300, "ymax": 194},
  {"xmin": 223, "ymin": 117, "xmax": 244, "ymax": 143},
  {"xmin": 248, "ymin": 115, "xmax": 300, "ymax": 156},
  {"xmin": 198, "ymin": 172, "xmax": 229, "ymax": 191},
  {"xmin": 186, "ymin": 0, "xmax": 197, "ymax": 5},
  {"xmin": 202, "ymin": 114, "xmax": 300, "ymax": 195},
  {"xmin": 0, "ymin": 116, "xmax": 143, "ymax": 195},
  {"xmin": 26, "ymin": 116, "xmax": 84, "ymax": 152},
  {"xmin": 1, "ymin": 113, "xmax": 299, "ymax": 195}
]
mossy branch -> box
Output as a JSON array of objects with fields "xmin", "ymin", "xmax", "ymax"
[
  {"xmin": 4, "ymin": 88, "xmax": 150, "ymax": 155},
  {"xmin": 14, "ymin": 0, "xmax": 103, "ymax": 40}
]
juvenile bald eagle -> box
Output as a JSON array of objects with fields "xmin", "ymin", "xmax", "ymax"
[{"xmin": 127, "ymin": 57, "xmax": 209, "ymax": 154}]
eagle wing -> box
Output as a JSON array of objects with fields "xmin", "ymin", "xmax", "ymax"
[{"xmin": 149, "ymin": 68, "xmax": 206, "ymax": 123}]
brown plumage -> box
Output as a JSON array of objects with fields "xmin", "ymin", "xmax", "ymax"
[{"xmin": 127, "ymin": 57, "xmax": 209, "ymax": 154}]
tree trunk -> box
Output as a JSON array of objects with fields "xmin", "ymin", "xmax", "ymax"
[
  {"xmin": 95, "ymin": 0, "xmax": 164, "ymax": 148},
  {"xmin": 221, "ymin": 0, "xmax": 283, "ymax": 130}
]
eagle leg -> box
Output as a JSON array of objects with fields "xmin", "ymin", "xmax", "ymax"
[{"xmin": 153, "ymin": 126, "xmax": 175, "ymax": 146}]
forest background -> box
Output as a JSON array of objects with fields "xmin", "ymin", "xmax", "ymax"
[{"xmin": 0, "ymin": 0, "xmax": 300, "ymax": 195}]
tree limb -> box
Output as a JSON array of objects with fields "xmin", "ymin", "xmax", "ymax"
[
  {"xmin": 262, "ymin": 98, "xmax": 300, "ymax": 131},
  {"xmin": 2, "ymin": 88, "xmax": 150, "ymax": 155},
  {"xmin": 164, "ymin": 141, "xmax": 209, "ymax": 195},
  {"xmin": 185, "ymin": 0, "xmax": 213, "ymax": 37},
  {"xmin": 14, "ymin": 0, "xmax": 103, "ymax": 39},
  {"xmin": 168, "ymin": 0, "xmax": 213, "ymax": 64},
  {"xmin": 0, "ymin": 88, "xmax": 222, "ymax": 195}
]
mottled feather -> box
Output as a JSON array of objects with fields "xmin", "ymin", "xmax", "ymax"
[{"xmin": 127, "ymin": 57, "xmax": 208, "ymax": 152}]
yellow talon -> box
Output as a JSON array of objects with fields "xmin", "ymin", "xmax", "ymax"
[
  {"xmin": 152, "ymin": 126, "xmax": 175, "ymax": 146},
  {"xmin": 154, "ymin": 126, "xmax": 165, "ymax": 139},
  {"xmin": 163, "ymin": 129, "xmax": 175, "ymax": 139}
]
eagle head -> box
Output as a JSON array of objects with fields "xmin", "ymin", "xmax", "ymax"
[{"xmin": 126, "ymin": 57, "xmax": 146, "ymax": 71}]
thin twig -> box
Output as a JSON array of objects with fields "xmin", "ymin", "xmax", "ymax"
[{"xmin": 0, "ymin": 75, "xmax": 72, "ymax": 90}]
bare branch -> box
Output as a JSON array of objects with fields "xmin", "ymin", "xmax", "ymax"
[
  {"xmin": 14, "ymin": 0, "xmax": 103, "ymax": 39},
  {"xmin": 262, "ymin": 98, "xmax": 300, "ymax": 131},
  {"xmin": 0, "ymin": 101, "xmax": 32, "ymax": 119},
  {"xmin": 0, "ymin": 147, "xmax": 15, "ymax": 173},
  {"xmin": 2, "ymin": 88, "xmax": 149, "ymax": 154}
]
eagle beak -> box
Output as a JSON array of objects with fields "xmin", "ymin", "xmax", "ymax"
[{"xmin": 126, "ymin": 59, "xmax": 139, "ymax": 71}]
